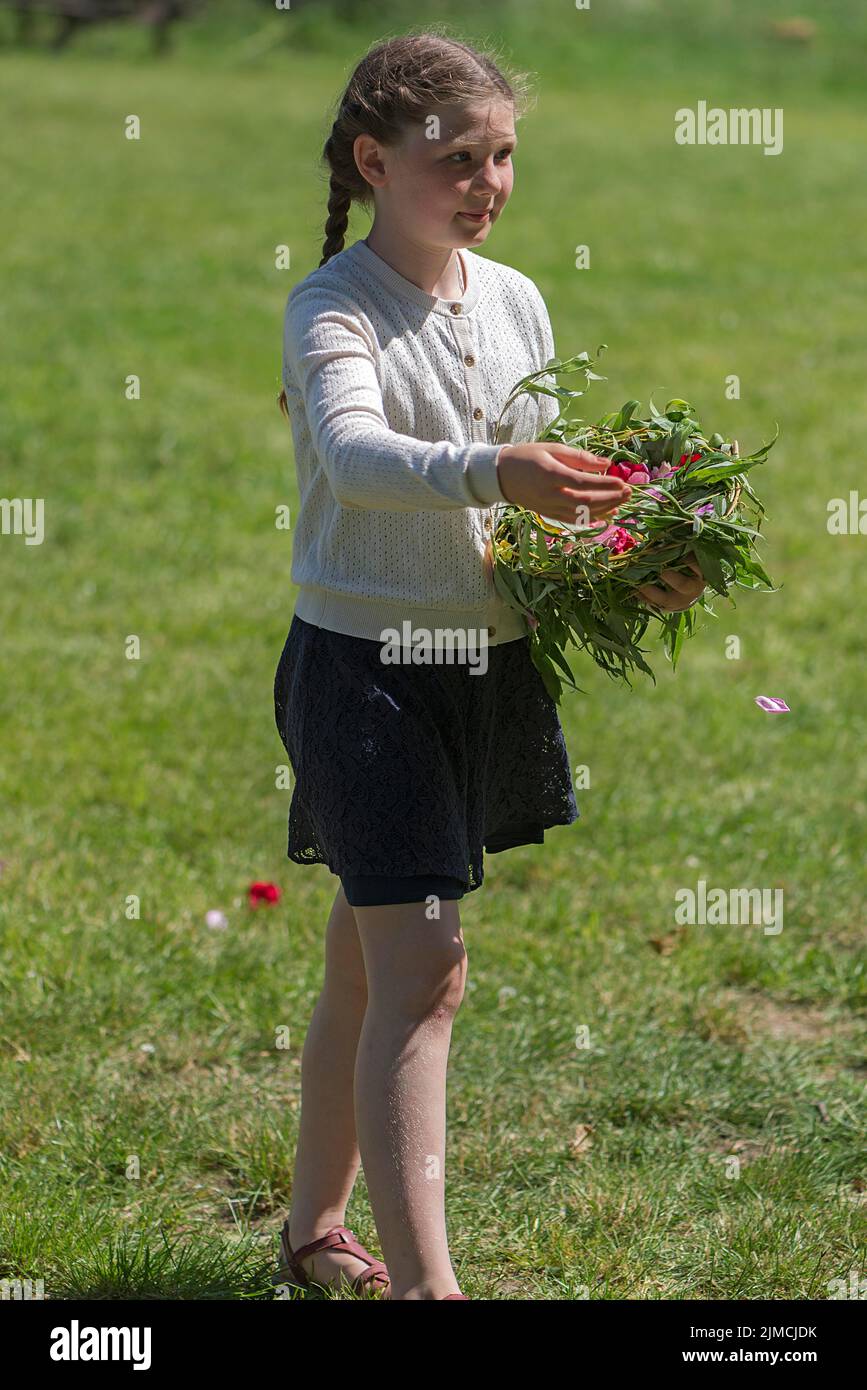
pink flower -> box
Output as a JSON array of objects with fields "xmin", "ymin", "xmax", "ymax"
[
  {"xmin": 600, "ymin": 525, "xmax": 638, "ymax": 555},
  {"xmin": 627, "ymin": 467, "xmax": 650, "ymax": 485}
]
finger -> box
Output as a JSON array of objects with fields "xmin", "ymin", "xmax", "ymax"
[
  {"xmin": 641, "ymin": 583, "xmax": 695, "ymax": 611},
  {"xmin": 553, "ymin": 469, "xmax": 631, "ymax": 494},
  {"xmin": 636, "ymin": 583, "xmax": 670, "ymax": 606},
  {"xmin": 548, "ymin": 445, "xmax": 612, "ymax": 472},
  {"xmin": 657, "ymin": 567, "xmax": 696, "ymax": 594},
  {"xmin": 678, "ymin": 555, "xmax": 704, "ymax": 578},
  {"xmin": 555, "ymin": 486, "xmax": 631, "ymax": 517},
  {"xmin": 661, "ymin": 566, "xmax": 706, "ymax": 597},
  {"xmin": 547, "ymin": 446, "xmax": 614, "ymax": 474}
]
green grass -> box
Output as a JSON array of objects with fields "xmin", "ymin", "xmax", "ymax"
[{"xmin": 1, "ymin": 1, "xmax": 865, "ymax": 1299}]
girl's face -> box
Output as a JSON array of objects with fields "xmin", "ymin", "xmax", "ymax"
[{"xmin": 358, "ymin": 99, "xmax": 517, "ymax": 251}]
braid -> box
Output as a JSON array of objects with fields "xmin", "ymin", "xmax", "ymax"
[{"xmin": 320, "ymin": 176, "xmax": 353, "ymax": 267}]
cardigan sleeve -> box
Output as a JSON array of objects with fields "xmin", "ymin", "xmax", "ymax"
[{"xmin": 284, "ymin": 287, "xmax": 508, "ymax": 512}]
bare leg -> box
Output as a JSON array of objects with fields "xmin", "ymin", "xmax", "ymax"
[
  {"xmin": 353, "ymin": 897, "xmax": 467, "ymax": 1300},
  {"xmin": 286, "ymin": 885, "xmax": 380, "ymax": 1293}
]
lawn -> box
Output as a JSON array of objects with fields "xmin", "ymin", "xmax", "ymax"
[{"xmin": 1, "ymin": 0, "xmax": 864, "ymax": 1299}]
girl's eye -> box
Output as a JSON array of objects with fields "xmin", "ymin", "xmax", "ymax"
[{"xmin": 448, "ymin": 149, "xmax": 513, "ymax": 164}]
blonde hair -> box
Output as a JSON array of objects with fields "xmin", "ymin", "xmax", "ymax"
[{"xmin": 277, "ymin": 27, "xmax": 534, "ymax": 420}]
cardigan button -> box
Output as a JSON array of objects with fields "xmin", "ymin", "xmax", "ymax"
[
  {"xmin": 450, "ymin": 303, "xmax": 462, "ymax": 315},
  {"xmin": 472, "ymin": 407, "xmax": 484, "ymax": 420},
  {"xmin": 487, "ymin": 626, "xmax": 496, "ymax": 637},
  {"xmin": 464, "ymin": 353, "xmax": 476, "ymax": 367},
  {"xmin": 484, "ymin": 516, "xmax": 492, "ymax": 531}
]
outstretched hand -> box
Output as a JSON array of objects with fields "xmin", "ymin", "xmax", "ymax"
[{"xmin": 634, "ymin": 554, "xmax": 706, "ymax": 613}]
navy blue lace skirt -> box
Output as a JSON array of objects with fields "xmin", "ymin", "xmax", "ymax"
[{"xmin": 273, "ymin": 613, "xmax": 580, "ymax": 897}]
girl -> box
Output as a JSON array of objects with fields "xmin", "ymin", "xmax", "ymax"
[{"xmin": 272, "ymin": 31, "xmax": 704, "ymax": 1302}]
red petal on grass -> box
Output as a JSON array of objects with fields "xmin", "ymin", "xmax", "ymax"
[{"xmin": 248, "ymin": 881, "xmax": 281, "ymax": 906}]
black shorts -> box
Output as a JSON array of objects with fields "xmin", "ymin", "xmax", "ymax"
[
  {"xmin": 339, "ymin": 873, "xmax": 466, "ymax": 908},
  {"xmin": 274, "ymin": 613, "xmax": 579, "ymax": 898}
]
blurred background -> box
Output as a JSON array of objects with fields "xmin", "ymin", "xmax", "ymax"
[{"xmin": 1, "ymin": 1, "xmax": 865, "ymax": 1300}]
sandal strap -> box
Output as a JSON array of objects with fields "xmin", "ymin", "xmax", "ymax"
[
  {"xmin": 282, "ymin": 1223, "xmax": 390, "ymax": 1291},
  {"xmin": 351, "ymin": 1258, "xmax": 390, "ymax": 1289},
  {"xmin": 288, "ymin": 1225, "xmax": 360, "ymax": 1264}
]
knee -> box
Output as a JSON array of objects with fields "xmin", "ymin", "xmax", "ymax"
[
  {"xmin": 430, "ymin": 950, "xmax": 468, "ymax": 1021},
  {"xmin": 393, "ymin": 945, "xmax": 468, "ymax": 1025}
]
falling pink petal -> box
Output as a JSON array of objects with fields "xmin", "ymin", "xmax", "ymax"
[{"xmin": 754, "ymin": 696, "xmax": 790, "ymax": 712}]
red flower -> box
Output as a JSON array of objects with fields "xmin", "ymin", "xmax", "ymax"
[
  {"xmin": 601, "ymin": 525, "xmax": 638, "ymax": 555},
  {"xmin": 606, "ymin": 461, "xmax": 633, "ymax": 480},
  {"xmin": 248, "ymin": 881, "xmax": 281, "ymax": 907},
  {"xmin": 673, "ymin": 450, "xmax": 703, "ymax": 472}
]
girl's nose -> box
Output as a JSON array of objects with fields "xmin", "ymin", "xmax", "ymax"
[{"xmin": 474, "ymin": 163, "xmax": 504, "ymax": 193}]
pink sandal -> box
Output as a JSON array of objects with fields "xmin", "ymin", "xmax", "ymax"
[{"xmin": 273, "ymin": 1222, "xmax": 390, "ymax": 1297}]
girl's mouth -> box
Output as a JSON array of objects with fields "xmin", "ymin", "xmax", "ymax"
[{"xmin": 457, "ymin": 209, "xmax": 491, "ymax": 223}]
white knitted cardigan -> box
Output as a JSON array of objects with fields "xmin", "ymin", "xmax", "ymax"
[{"xmin": 281, "ymin": 237, "xmax": 559, "ymax": 645}]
